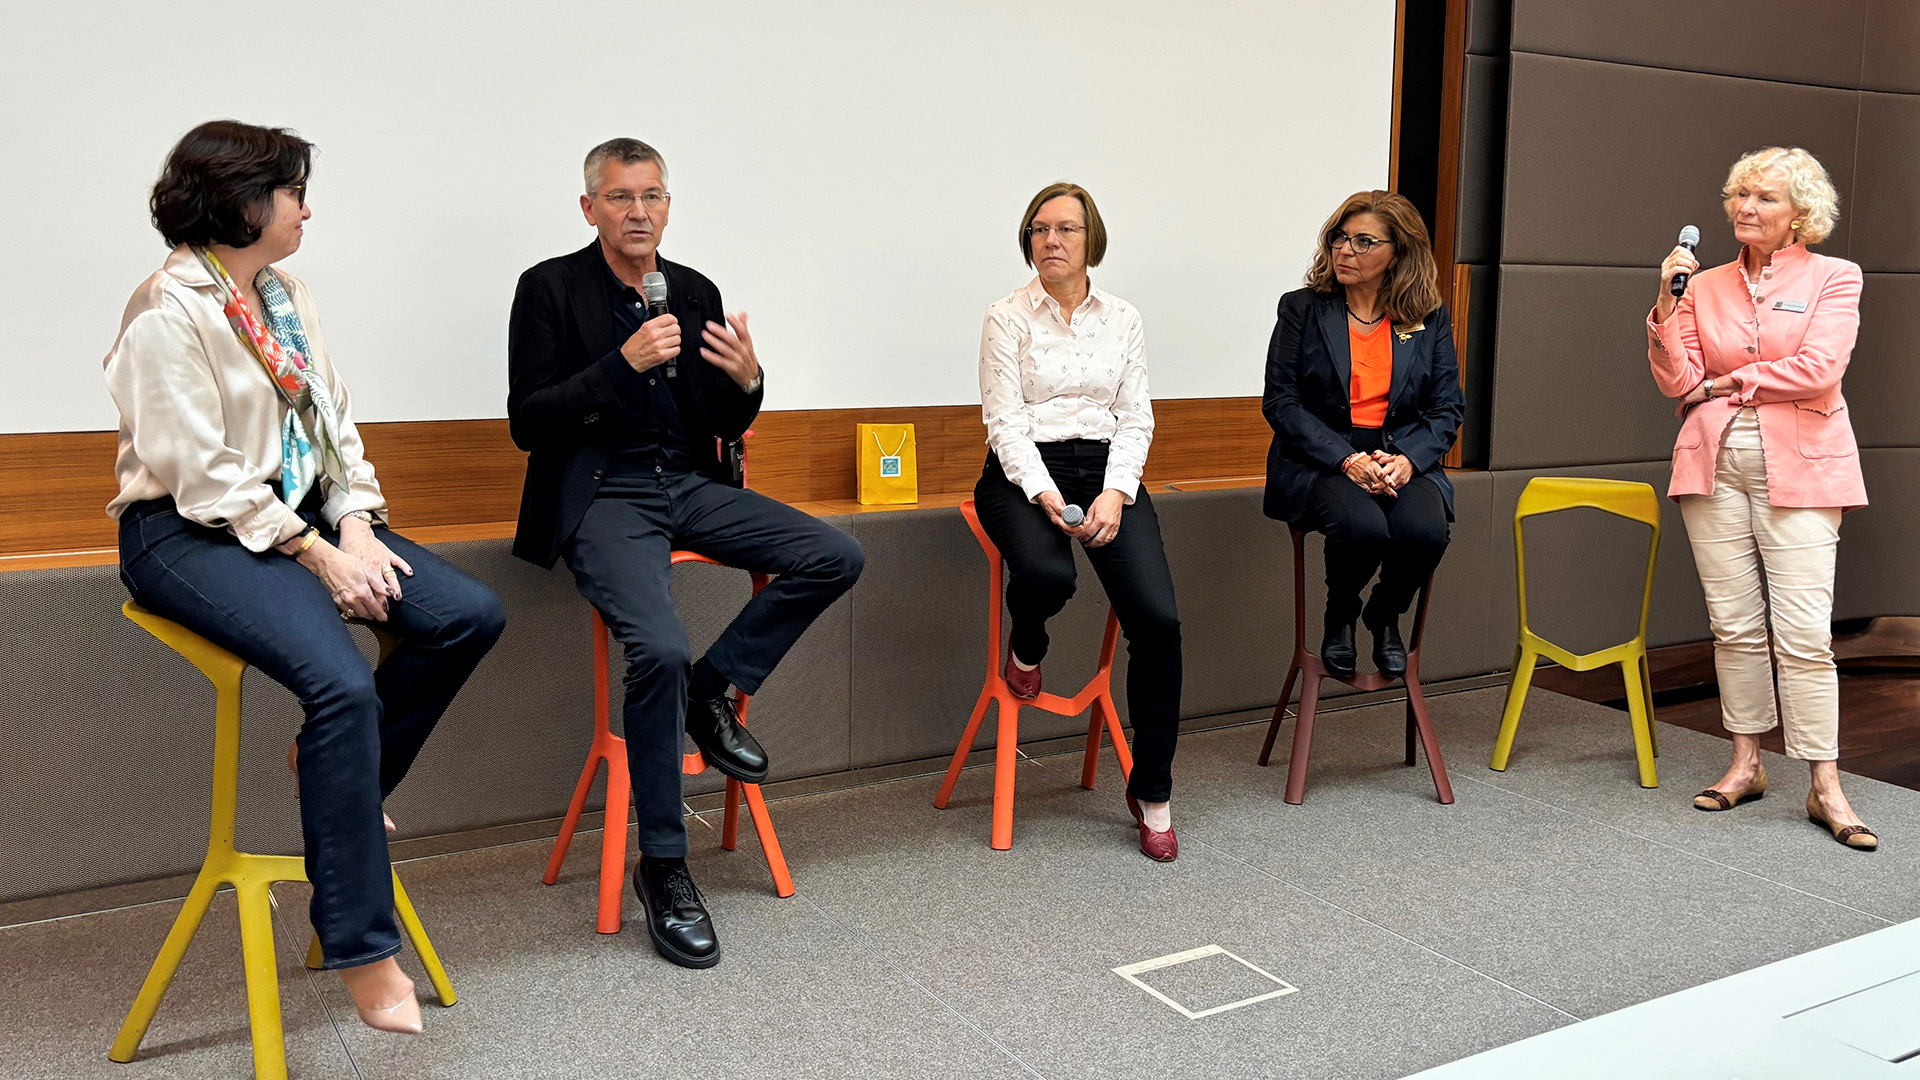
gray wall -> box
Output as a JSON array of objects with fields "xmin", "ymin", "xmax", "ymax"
[
  {"xmin": 1478, "ymin": 0, "xmax": 1920, "ymax": 627},
  {"xmin": 2, "ymin": 485, "xmax": 1522, "ymax": 905}
]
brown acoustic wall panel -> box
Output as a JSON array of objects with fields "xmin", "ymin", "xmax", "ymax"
[
  {"xmin": 1455, "ymin": 54, "xmax": 1509, "ymax": 266},
  {"xmin": 1850, "ymin": 273, "xmax": 1920, "ymax": 448},
  {"xmin": 1849, "ymin": 92, "xmax": 1920, "ymax": 273},
  {"xmin": 1835, "ymin": 449, "xmax": 1920, "ymax": 621},
  {"xmin": 1489, "ymin": 265, "xmax": 1681, "ymax": 470},
  {"xmin": 1512, "ymin": 0, "xmax": 1868, "ymax": 89},
  {"xmin": 1863, "ymin": 0, "xmax": 1920, "ymax": 94},
  {"xmin": 1501, "ymin": 52, "xmax": 1859, "ymax": 268},
  {"xmin": 1466, "ymin": 0, "xmax": 1511, "ymax": 57}
]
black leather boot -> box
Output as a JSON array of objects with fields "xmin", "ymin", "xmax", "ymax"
[
  {"xmin": 1369, "ymin": 617, "xmax": 1407, "ymax": 678},
  {"xmin": 685, "ymin": 692, "xmax": 769, "ymax": 783},
  {"xmin": 634, "ymin": 856, "xmax": 720, "ymax": 969},
  {"xmin": 1320, "ymin": 621, "xmax": 1358, "ymax": 679}
]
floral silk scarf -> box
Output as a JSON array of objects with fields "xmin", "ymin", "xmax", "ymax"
[{"xmin": 195, "ymin": 248, "xmax": 347, "ymax": 510}]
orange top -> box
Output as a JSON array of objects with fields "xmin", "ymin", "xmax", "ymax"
[{"xmin": 1348, "ymin": 319, "xmax": 1391, "ymax": 428}]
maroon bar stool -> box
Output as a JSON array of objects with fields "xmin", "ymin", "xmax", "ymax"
[{"xmin": 1256, "ymin": 525, "xmax": 1454, "ymax": 805}]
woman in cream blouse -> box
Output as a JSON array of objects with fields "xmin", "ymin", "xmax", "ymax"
[
  {"xmin": 975, "ymin": 182, "xmax": 1182, "ymax": 862},
  {"xmin": 106, "ymin": 121, "xmax": 505, "ymax": 1032}
]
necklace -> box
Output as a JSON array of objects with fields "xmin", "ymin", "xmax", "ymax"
[{"xmin": 1345, "ymin": 303, "xmax": 1386, "ymax": 326}]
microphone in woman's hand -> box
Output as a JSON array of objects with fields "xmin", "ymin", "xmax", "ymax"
[
  {"xmin": 1061, "ymin": 504, "xmax": 1085, "ymax": 527},
  {"xmin": 1670, "ymin": 225, "xmax": 1700, "ymax": 297}
]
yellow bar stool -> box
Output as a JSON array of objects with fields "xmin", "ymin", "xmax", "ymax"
[
  {"xmin": 109, "ymin": 601, "xmax": 455, "ymax": 1080},
  {"xmin": 1488, "ymin": 478, "xmax": 1664, "ymax": 787}
]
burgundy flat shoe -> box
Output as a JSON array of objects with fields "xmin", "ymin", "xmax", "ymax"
[
  {"xmin": 1126, "ymin": 795, "xmax": 1178, "ymax": 862},
  {"xmin": 1003, "ymin": 654, "xmax": 1042, "ymax": 699}
]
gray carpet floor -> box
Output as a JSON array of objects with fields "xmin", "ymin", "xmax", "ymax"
[{"xmin": 3, "ymin": 685, "xmax": 1914, "ymax": 1080}]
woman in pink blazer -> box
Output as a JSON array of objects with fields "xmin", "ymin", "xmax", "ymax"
[{"xmin": 1648, "ymin": 146, "xmax": 1874, "ymax": 849}]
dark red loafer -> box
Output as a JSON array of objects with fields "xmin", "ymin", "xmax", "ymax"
[
  {"xmin": 1003, "ymin": 654, "xmax": 1042, "ymax": 699},
  {"xmin": 1126, "ymin": 795, "xmax": 1178, "ymax": 862}
]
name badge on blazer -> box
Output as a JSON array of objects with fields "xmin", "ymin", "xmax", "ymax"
[
  {"xmin": 1773, "ymin": 300, "xmax": 1809, "ymax": 313},
  {"xmin": 1395, "ymin": 322, "xmax": 1424, "ymax": 342}
]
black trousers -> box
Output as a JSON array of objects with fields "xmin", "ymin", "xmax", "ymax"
[
  {"xmin": 1301, "ymin": 430, "xmax": 1450, "ymax": 627},
  {"xmin": 973, "ymin": 442, "xmax": 1181, "ymax": 801},
  {"xmin": 564, "ymin": 471, "xmax": 864, "ymax": 857}
]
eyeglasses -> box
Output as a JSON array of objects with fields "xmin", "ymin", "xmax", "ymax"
[
  {"xmin": 593, "ymin": 189, "xmax": 671, "ymax": 212},
  {"xmin": 1329, "ymin": 230, "xmax": 1390, "ymax": 254},
  {"xmin": 1027, "ymin": 224, "xmax": 1087, "ymax": 241},
  {"xmin": 280, "ymin": 182, "xmax": 307, "ymax": 206}
]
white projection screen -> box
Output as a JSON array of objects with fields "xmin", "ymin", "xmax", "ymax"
[{"xmin": 0, "ymin": 0, "xmax": 1394, "ymax": 434}]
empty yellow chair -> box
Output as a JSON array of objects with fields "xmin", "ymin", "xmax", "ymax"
[
  {"xmin": 1488, "ymin": 478, "xmax": 1663, "ymax": 787},
  {"xmin": 109, "ymin": 601, "xmax": 454, "ymax": 1080}
]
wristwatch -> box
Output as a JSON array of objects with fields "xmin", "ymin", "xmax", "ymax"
[{"xmin": 1703, "ymin": 378, "xmax": 1716, "ymax": 398}]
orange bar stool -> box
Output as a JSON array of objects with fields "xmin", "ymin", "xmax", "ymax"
[
  {"xmin": 933, "ymin": 499, "xmax": 1132, "ymax": 850},
  {"xmin": 110, "ymin": 602, "xmax": 454, "ymax": 1080},
  {"xmin": 542, "ymin": 552, "xmax": 795, "ymax": 933},
  {"xmin": 1256, "ymin": 526, "xmax": 1454, "ymax": 806}
]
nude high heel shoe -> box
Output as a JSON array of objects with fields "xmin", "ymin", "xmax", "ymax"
[{"xmin": 340, "ymin": 965, "xmax": 423, "ymax": 1035}]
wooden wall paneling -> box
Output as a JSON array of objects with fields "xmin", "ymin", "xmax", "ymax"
[
  {"xmin": 1391, "ymin": 0, "xmax": 1409, "ymax": 188},
  {"xmin": 1, "ymin": 396, "xmax": 1275, "ymax": 558},
  {"xmin": 1431, "ymin": 0, "xmax": 1471, "ymax": 292},
  {"xmin": 1445, "ymin": 265, "xmax": 1473, "ymax": 469}
]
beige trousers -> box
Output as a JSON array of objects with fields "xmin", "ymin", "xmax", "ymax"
[{"xmin": 1678, "ymin": 436, "xmax": 1842, "ymax": 760}]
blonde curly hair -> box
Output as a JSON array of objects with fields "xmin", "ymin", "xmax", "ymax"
[{"xmin": 1723, "ymin": 147, "xmax": 1838, "ymax": 244}]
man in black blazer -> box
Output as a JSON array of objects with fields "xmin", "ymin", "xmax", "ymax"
[{"xmin": 508, "ymin": 139, "xmax": 863, "ymax": 969}]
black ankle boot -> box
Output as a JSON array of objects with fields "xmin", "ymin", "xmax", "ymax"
[
  {"xmin": 1369, "ymin": 617, "xmax": 1407, "ymax": 678},
  {"xmin": 685, "ymin": 692, "xmax": 769, "ymax": 783},
  {"xmin": 634, "ymin": 856, "xmax": 720, "ymax": 969},
  {"xmin": 1321, "ymin": 621, "xmax": 1358, "ymax": 679}
]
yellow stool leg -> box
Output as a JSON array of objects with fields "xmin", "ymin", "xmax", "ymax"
[
  {"xmin": 108, "ymin": 870, "xmax": 223, "ymax": 1063},
  {"xmin": 305, "ymin": 934, "xmax": 324, "ymax": 971},
  {"xmin": 1489, "ymin": 646, "xmax": 1538, "ymax": 771},
  {"xmin": 1639, "ymin": 652, "xmax": 1660, "ymax": 758},
  {"xmin": 1621, "ymin": 654, "xmax": 1660, "ymax": 788},
  {"xmin": 393, "ymin": 873, "xmax": 456, "ymax": 1006},
  {"xmin": 235, "ymin": 880, "xmax": 289, "ymax": 1080}
]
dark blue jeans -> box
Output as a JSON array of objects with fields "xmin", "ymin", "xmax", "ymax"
[
  {"xmin": 564, "ymin": 471, "xmax": 864, "ymax": 858},
  {"xmin": 118, "ymin": 498, "xmax": 505, "ymax": 969}
]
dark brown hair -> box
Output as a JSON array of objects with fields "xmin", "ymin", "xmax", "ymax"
[
  {"xmin": 1018, "ymin": 182, "xmax": 1108, "ymax": 268},
  {"xmin": 1303, "ymin": 190, "xmax": 1443, "ymax": 325},
  {"xmin": 150, "ymin": 120, "xmax": 312, "ymax": 249}
]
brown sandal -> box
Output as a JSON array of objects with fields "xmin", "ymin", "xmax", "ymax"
[
  {"xmin": 1692, "ymin": 766, "xmax": 1767, "ymax": 811},
  {"xmin": 1807, "ymin": 793, "xmax": 1878, "ymax": 850}
]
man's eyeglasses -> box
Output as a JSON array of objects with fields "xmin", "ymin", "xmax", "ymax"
[
  {"xmin": 1027, "ymin": 224, "xmax": 1087, "ymax": 241},
  {"xmin": 1329, "ymin": 230, "xmax": 1390, "ymax": 254},
  {"xmin": 594, "ymin": 189, "xmax": 671, "ymax": 212}
]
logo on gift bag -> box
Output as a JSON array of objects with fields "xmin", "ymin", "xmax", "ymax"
[{"xmin": 880, "ymin": 456, "xmax": 901, "ymax": 477}]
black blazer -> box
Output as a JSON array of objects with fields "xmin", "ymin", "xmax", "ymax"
[
  {"xmin": 1262, "ymin": 287, "xmax": 1463, "ymax": 523},
  {"xmin": 507, "ymin": 243, "xmax": 764, "ymax": 567}
]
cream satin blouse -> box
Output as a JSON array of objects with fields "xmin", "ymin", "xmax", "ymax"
[{"xmin": 103, "ymin": 246, "xmax": 387, "ymax": 552}]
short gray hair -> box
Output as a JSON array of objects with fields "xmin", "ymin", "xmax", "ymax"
[{"xmin": 584, "ymin": 138, "xmax": 668, "ymax": 195}]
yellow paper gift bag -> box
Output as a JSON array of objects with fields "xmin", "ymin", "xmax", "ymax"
[{"xmin": 857, "ymin": 423, "xmax": 918, "ymax": 504}]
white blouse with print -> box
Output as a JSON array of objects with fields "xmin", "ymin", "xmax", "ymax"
[{"xmin": 977, "ymin": 277, "xmax": 1154, "ymax": 504}]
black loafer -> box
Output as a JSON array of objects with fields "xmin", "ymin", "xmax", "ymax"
[
  {"xmin": 1369, "ymin": 618, "xmax": 1407, "ymax": 678},
  {"xmin": 1321, "ymin": 622, "xmax": 1358, "ymax": 679},
  {"xmin": 685, "ymin": 692, "xmax": 769, "ymax": 783},
  {"xmin": 634, "ymin": 856, "xmax": 720, "ymax": 969}
]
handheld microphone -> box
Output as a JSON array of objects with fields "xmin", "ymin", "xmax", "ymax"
[
  {"xmin": 1060, "ymin": 504, "xmax": 1085, "ymax": 527},
  {"xmin": 640, "ymin": 271, "xmax": 675, "ymax": 378},
  {"xmin": 1669, "ymin": 225, "xmax": 1701, "ymax": 297}
]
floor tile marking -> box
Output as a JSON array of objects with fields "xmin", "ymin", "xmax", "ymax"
[{"xmin": 1112, "ymin": 944, "xmax": 1298, "ymax": 1020}]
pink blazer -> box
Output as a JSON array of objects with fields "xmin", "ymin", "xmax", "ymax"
[{"xmin": 1647, "ymin": 242, "xmax": 1867, "ymax": 510}]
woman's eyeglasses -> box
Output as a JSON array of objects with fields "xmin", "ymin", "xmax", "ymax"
[{"xmin": 1329, "ymin": 230, "xmax": 1391, "ymax": 254}]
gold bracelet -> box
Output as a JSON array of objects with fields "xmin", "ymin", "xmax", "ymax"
[{"xmin": 289, "ymin": 528, "xmax": 320, "ymax": 556}]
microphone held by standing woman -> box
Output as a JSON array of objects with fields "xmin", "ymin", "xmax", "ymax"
[{"xmin": 1648, "ymin": 146, "xmax": 1876, "ymax": 849}]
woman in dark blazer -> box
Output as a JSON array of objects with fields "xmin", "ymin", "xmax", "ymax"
[{"xmin": 1263, "ymin": 191, "xmax": 1463, "ymax": 678}]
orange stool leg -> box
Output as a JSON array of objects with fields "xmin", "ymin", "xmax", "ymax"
[
  {"xmin": 721, "ymin": 778, "xmax": 742, "ymax": 851},
  {"xmin": 742, "ymin": 783, "xmax": 796, "ymax": 897},
  {"xmin": 542, "ymin": 747, "xmax": 603, "ymax": 886},
  {"xmin": 935, "ymin": 685, "xmax": 995, "ymax": 809},
  {"xmin": 595, "ymin": 743, "xmax": 630, "ymax": 934},
  {"xmin": 989, "ymin": 690, "xmax": 1019, "ymax": 850}
]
